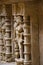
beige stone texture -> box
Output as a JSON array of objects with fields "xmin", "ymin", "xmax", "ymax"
[{"xmin": 0, "ymin": 1, "xmax": 43, "ymax": 65}]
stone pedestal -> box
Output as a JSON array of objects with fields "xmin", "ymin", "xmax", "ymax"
[
  {"xmin": 3, "ymin": 4, "xmax": 12, "ymax": 62},
  {"xmin": 15, "ymin": 58, "xmax": 24, "ymax": 65},
  {"xmin": 23, "ymin": 16, "xmax": 32, "ymax": 65}
]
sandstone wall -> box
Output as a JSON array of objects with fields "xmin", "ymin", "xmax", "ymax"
[
  {"xmin": 25, "ymin": 2, "xmax": 40, "ymax": 65},
  {"xmin": 39, "ymin": 2, "xmax": 43, "ymax": 65},
  {"xmin": 12, "ymin": 2, "xmax": 40, "ymax": 65}
]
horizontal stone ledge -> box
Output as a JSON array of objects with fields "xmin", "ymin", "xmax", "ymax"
[
  {"xmin": 24, "ymin": 52, "xmax": 31, "ymax": 54},
  {"xmin": 4, "ymin": 38, "xmax": 12, "ymax": 40},
  {"xmin": 14, "ymin": 45, "xmax": 19, "ymax": 48},
  {"xmin": 16, "ymin": 32, "xmax": 24, "ymax": 35},
  {"xmin": 0, "ymin": 15, "xmax": 6, "ymax": 18},
  {"xmin": 0, "ymin": 51, "xmax": 3, "ymax": 53},
  {"xmin": 0, "ymin": 14, "xmax": 12, "ymax": 17},
  {"xmin": 14, "ymin": 50, "xmax": 19, "ymax": 52},
  {"xmin": 5, "ymin": 19, "xmax": 11, "ymax": 22},
  {"xmin": 5, "ymin": 53, "xmax": 12, "ymax": 54},
  {"xmin": 5, "ymin": 27, "xmax": 11, "ymax": 29},
  {"xmin": 23, "ymin": 43, "xmax": 31, "ymax": 45},
  {"xmin": 23, "ymin": 25, "xmax": 30, "ymax": 28},
  {"xmin": 5, "ymin": 45, "xmax": 12, "ymax": 47},
  {"xmin": 5, "ymin": 30, "xmax": 11, "ymax": 32},
  {"xmin": 5, "ymin": 24, "xmax": 11, "ymax": 26},
  {"xmin": 0, "ymin": 44, "xmax": 4, "ymax": 46},
  {"xmin": 24, "ymin": 60, "xmax": 32, "ymax": 64},
  {"xmin": 2, "ymin": 51, "xmax": 5, "ymax": 54},
  {"xmin": 5, "ymin": 26, "xmax": 11, "ymax": 28},
  {"xmin": 15, "ymin": 58, "xmax": 24, "ymax": 63},
  {"xmin": 14, "ymin": 48, "xmax": 19, "ymax": 50},
  {"xmin": 24, "ymin": 34, "xmax": 31, "ymax": 36},
  {"xmin": 0, "ymin": 37, "xmax": 3, "ymax": 39},
  {"xmin": 23, "ymin": 21, "xmax": 30, "ymax": 25}
]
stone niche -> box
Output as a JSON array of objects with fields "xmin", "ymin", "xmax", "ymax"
[
  {"xmin": 0, "ymin": 1, "xmax": 40, "ymax": 65},
  {"xmin": 12, "ymin": 2, "xmax": 40, "ymax": 65}
]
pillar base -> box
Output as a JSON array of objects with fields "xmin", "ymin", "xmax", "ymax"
[
  {"xmin": 24, "ymin": 60, "xmax": 32, "ymax": 65},
  {"xmin": 5, "ymin": 53, "xmax": 12, "ymax": 62},
  {"xmin": 15, "ymin": 58, "xmax": 24, "ymax": 65}
]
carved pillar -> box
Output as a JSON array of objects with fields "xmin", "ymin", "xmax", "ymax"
[
  {"xmin": 23, "ymin": 16, "xmax": 32, "ymax": 65},
  {"xmin": 0, "ymin": 29, "xmax": 3, "ymax": 61},
  {"xmin": 0, "ymin": 5, "xmax": 6, "ymax": 61},
  {"xmin": 0, "ymin": 16, "xmax": 3, "ymax": 61},
  {"xmin": 5, "ymin": 17, "xmax": 12, "ymax": 61},
  {"xmin": 2, "ymin": 16, "xmax": 5, "ymax": 61},
  {"xmin": 4, "ymin": 5, "xmax": 12, "ymax": 61}
]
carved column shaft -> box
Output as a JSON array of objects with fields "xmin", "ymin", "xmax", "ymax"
[
  {"xmin": 5, "ymin": 17, "xmax": 12, "ymax": 61},
  {"xmin": 0, "ymin": 29, "xmax": 3, "ymax": 61},
  {"xmin": 23, "ymin": 16, "xmax": 31, "ymax": 65},
  {"xmin": 4, "ymin": 4, "xmax": 12, "ymax": 61},
  {"xmin": 1, "ymin": 15, "xmax": 6, "ymax": 61},
  {"xmin": 0, "ymin": 16, "xmax": 3, "ymax": 61}
]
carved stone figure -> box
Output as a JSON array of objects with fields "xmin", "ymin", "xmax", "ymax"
[
  {"xmin": 14, "ymin": 15, "xmax": 20, "ymax": 59},
  {"xmin": 14, "ymin": 15, "xmax": 24, "ymax": 65},
  {"xmin": 15, "ymin": 15, "xmax": 24, "ymax": 59}
]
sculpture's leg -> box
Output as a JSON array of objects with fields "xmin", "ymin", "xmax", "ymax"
[
  {"xmin": 14, "ymin": 16, "xmax": 19, "ymax": 59},
  {"xmin": 14, "ymin": 40, "xmax": 19, "ymax": 58},
  {"xmin": 18, "ymin": 41, "xmax": 23, "ymax": 58}
]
